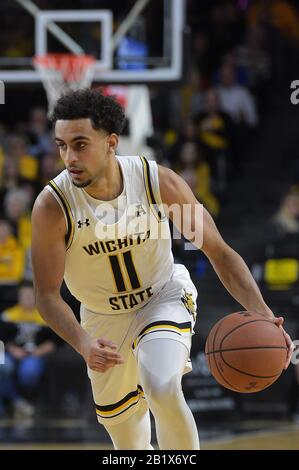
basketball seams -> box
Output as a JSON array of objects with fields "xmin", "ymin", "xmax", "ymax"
[
  {"xmin": 219, "ymin": 319, "xmax": 280, "ymax": 347},
  {"xmin": 219, "ymin": 350, "xmax": 283, "ymax": 378},
  {"xmin": 211, "ymin": 317, "xmax": 240, "ymax": 392},
  {"xmin": 206, "ymin": 337, "xmax": 212, "ymax": 373},
  {"xmin": 219, "ymin": 319, "xmax": 287, "ymax": 379},
  {"xmin": 206, "ymin": 345, "xmax": 287, "ymax": 355},
  {"xmin": 218, "ymin": 317, "xmax": 287, "ymax": 379},
  {"xmin": 206, "ymin": 323, "xmax": 215, "ymax": 375},
  {"xmin": 205, "ymin": 313, "xmax": 287, "ymax": 392},
  {"xmin": 206, "ymin": 320, "xmax": 219, "ymax": 376}
]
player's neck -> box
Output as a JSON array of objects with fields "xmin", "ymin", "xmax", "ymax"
[{"xmin": 84, "ymin": 155, "xmax": 123, "ymax": 201}]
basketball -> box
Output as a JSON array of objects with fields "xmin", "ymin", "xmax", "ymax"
[{"xmin": 205, "ymin": 311, "xmax": 288, "ymax": 393}]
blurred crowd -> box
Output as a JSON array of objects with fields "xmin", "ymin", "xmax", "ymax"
[
  {"xmin": 0, "ymin": 0, "xmax": 299, "ymax": 422},
  {"xmin": 0, "ymin": 107, "xmax": 64, "ymax": 419},
  {"xmin": 151, "ymin": 0, "xmax": 299, "ymax": 212}
]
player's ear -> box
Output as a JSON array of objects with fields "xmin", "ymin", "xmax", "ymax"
[{"xmin": 107, "ymin": 133, "xmax": 119, "ymax": 152}]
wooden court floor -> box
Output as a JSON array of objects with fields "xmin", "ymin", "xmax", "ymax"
[
  {"xmin": 0, "ymin": 427, "xmax": 298, "ymax": 450},
  {"xmin": 203, "ymin": 428, "xmax": 299, "ymax": 450}
]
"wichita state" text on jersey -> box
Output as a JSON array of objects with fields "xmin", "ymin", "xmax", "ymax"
[
  {"xmin": 83, "ymin": 230, "xmax": 151, "ymax": 256},
  {"xmin": 109, "ymin": 287, "xmax": 153, "ymax": 311}
]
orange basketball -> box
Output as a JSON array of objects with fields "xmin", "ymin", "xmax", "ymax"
[{"xmin": 205, "ymin": 311, "xmax": 287, "ymax": 393}]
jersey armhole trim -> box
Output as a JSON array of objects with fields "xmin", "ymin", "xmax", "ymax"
[
  {"xmin": 47, "ymin": 180, "xmax": 75, "ymax": 250},
  {"xmin": 140, "ymin": 156, "xmax": 164, "ymax": 222}
]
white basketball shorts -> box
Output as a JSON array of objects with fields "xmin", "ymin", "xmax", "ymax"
[{"xmin": 80, "ymin": 263, "xmax": 198, "ymax": 426}]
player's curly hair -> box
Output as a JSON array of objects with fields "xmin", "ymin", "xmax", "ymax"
[{"xmin": 51, "ymin": 88, "xmax": 126, "ymax": 135}]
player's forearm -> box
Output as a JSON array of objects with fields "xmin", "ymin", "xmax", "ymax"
[
  {"xmin": 35, "ymin": 293, "xmax": 90, "ymax": 356},
  {"xmin": 209, "ymin": 246, "xmax": 274, "ymax": 319}
]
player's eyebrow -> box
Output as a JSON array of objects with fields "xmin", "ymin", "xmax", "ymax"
[{"xmin": 55, "ymin": 135, "xmax": 90, "ymax": 143}]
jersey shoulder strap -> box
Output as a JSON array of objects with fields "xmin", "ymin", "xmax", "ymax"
[
  {"xmin": 139, "ymin": 156, "xmax": 166, "ymax": 221},
  {"xmin": 45, "ymin": 171, "xmax": 75, "ymax": 250}
]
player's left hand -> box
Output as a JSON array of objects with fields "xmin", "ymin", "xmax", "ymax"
[{"xmin": 274, "ymin": 317, "xmax": 294, "ymax": 369}]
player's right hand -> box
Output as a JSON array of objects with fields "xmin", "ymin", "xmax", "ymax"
[
  {"xmin": 274, "ymin": 317, "xmax": 295, "ymax": 369},
  {"xmin": 82, "ymin": 337, "xmax": 124, "ymax": 373}
]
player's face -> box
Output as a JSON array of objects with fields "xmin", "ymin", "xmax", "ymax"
[{"xmin": 55, "ymin": 118, "xmax": 118, "ymax": 188}]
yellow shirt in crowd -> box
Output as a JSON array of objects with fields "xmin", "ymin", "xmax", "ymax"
[
  {"xmin": 19, "ymin": 154, "xmax": 39, "ymax": 181},
  {"xmin": 0, "ymin": 236, "xmax": 25, "ymax": 284},
  {"xmin": 2, "ymin": 304, "xmax": 45, "ymax": 325}
]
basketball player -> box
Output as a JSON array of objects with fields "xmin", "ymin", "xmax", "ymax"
[{"xmin": 31, "ymin": 89, "xmax": 293, "ymax": 450}]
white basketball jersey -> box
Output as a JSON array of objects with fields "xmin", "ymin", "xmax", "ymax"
[{"xmin": 45, "ymin": 156, "xmax": 174, "ymax": 314}]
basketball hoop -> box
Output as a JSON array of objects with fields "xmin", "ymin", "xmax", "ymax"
[{"xmin": 33, "ymin": 53, "xmax": 96, "ymax": 116}]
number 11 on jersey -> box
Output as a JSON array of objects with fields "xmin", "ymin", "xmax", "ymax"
[{"xmin": 109, "ymin": 251, "xmax": 141, "ymax": 292}]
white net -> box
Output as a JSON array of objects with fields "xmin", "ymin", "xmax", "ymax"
[{"xmin": 34, "ymin": 54, "xmax": 96, "ymax": 116}]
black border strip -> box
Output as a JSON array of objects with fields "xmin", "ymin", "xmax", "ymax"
[
  {"xmin": 48, "ymin": 181, "xmax": 72, "ymax": 248},
  {"xmin": 141, "ymin": 156, "xmax": 162, "ymax": 221},
  {"xmin": 95, "ymin": 387, "xmax": 141, "ymax": 413}
]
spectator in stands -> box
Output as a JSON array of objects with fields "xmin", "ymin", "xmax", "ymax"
[
  {"xmin": 233, "ymin": 25, "xmax": 272, "ymax": 109},
  {"xmin": 216, "ymin": 61, "xmax": 258, "ymax": 176},
  {"xmin": 5, "ymin": 134, "xmax": 39, "ymax": 182},
  {"xmin": 234, "ymin": 26, "xmax": 271, "ymax": 89},
  {"xmin": 0, "ymin": 283, "xmax": 58, "ymax": 419},
  {"xmin": 194, "ymin": 88, "xmax": 234, "ymax": 198},
  {"xmin": 192, "ymin": 31, "xmax": 213, "ymax": 82},
  {"xmin": 26, "ymin": 107, "xmax": 54, "ymax": 158},
  {"xmin": 169, "ymin": 67, "xmax": 205, "ymax": 130},
  {"xmin": 266, "ymin": 189, "xmax": 299, "ymax": 242},
  {"xmin": 3, "ymin": 186, "xmax": 34, "ymax": 289},
  {"xmin": 262, "ymin": 189, "xmax": 299, "ymax": 422},
  {"xmin": 208, "ymin": 2, "xmax": 244, "ymax": 70},
  {"xmin": 175, "ymin": 140, "xmax": 219, "ymax": 217},
  {"xmin": 248, "ymin": 0, "xmax": 299, "ymax": 42},
  {"xmin": 0, "ymin": 219, "xmax": 24, "ymax": 312},
  {"xmin": 217, "ymin": 62, "xmax": 258, "ymax": 127},
  {"xmin": 165, "ymin": 118, "xmax": 197, "ymax": 167},
  {"xmin": 4, "ymin": 188, "xmax": 32, "ymax": 250},
  {"xmin": 256, "ymin": 189, "xmax": 299, "ymax": 285},
  {"xmin": 39, "ymin": 153, "xmax": 61, "ymax": 186},
  {"xmin": 0, "ymin": 157, "xmax": 42, "ymax": 209},
  {"xmin": 248, "ymin": 0, "xmax": 299, "ymax": 83},
  {"xmin": 0, "ymin": 158, "xmax": 20, "ymax": 209}
]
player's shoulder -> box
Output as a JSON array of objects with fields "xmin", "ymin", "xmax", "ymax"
[
  {"xmin": 32, "ymin": 187, "xmax": 67, "ymax": 242},
  {"xmin": 158, "ymin": 164, "xmax": 180, "ymax": 188},
  {"xmin": 33, "ymin": 167, "xmax": 69, "ymax": 213},
  {"xmin": 158, "ymin": 164, "xmax": 193, "ymax": 207},
  {"xmin": 32, "ymin": 187, "xmax": 65, "ymax": 225},
  {"xmin": 158, "ymin": 163, "xmax": 176, "ymax": 177}
]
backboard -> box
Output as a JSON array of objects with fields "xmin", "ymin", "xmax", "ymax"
[{"xmin": 0, "ymin": 0, "xmax": 185, "ymax": 83}]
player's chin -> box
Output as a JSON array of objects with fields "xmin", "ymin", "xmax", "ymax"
[{"xmin": 72, "ymin": 176, "xmax": 93, "ymax": 188}]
